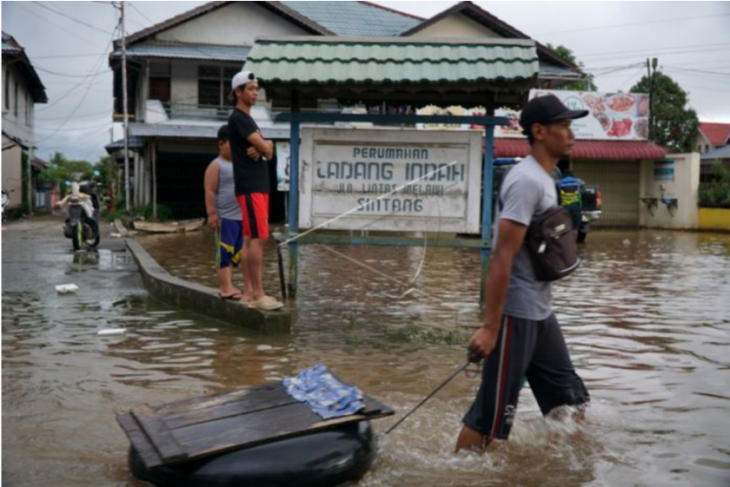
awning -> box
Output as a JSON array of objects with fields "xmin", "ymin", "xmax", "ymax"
[
  {"xmin": 493, "ymin": 138, "xmax": 668, "ymax": 160},
  {"xmin": 246, "ymin": 37, "xmax": 538, "ymax": 86},
  {"xmin": 245, "ymin": 36, "xmax": 539, "ymax": 106},
  {"xmin": 110, "ymin": 42, "xmax": 251, "ymax": 62}
]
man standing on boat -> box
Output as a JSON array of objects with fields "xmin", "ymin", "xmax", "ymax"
[
  {"xmin": 457, "ymin": 95, "xmax": 590, "ymax": 451},
  {"xmin": 204, "ymin": 125, "xmax": 245, "ymax": 301},
  {"xmin": 228, "ymin": 70, "xmax": 283, "ymax": 311}
]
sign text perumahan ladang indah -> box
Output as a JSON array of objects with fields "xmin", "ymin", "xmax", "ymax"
[{"xmin": 315, "ymin": 147, "xmax": 466, "ymax": 213}]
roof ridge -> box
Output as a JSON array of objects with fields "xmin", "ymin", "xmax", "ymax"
[
  {"xmin": 118, "ymin": 1, "xmax": 332, "ymax": 48},
  {"xmin": 356, "ymin": 1, "xmax": 425, "ymax": 21}
]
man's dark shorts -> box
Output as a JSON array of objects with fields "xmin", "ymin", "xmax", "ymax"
[
  {"xmin": 218, "ymin": 218, "xmax": 243, "ymax": 269},
  {"xmin": 463, "ymin": 314, "xmax": 589, "ymax": 440}
]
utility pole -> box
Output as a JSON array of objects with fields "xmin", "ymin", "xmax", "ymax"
[
  {"xmin": 120, "ymin": 1, "xmax": 130, "ymax": 210},
  {"xmin": 647, "ymin": 57, "xmax": 658, "ymax": 142}
]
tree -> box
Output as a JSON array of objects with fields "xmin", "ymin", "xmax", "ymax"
[
  {"xmin": 546, "ymin": 43, "xmax": 598, "ymax": 92},
  {"xmin": 39, "ymin": 152, "xmax": 95, "ymax": 195},
  {"xmin": 630, "ymin": 72, "xmax": 699, "ymax": 153}
]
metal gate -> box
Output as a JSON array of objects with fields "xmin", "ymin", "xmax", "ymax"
[{"xmin": 573, "ymin": 160, "xmax": 640, "ymax": 227}]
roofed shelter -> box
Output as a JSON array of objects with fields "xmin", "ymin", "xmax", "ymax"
[{"xmin": 244, "ymin": 36, "xmax": 541, "ymax": 298}]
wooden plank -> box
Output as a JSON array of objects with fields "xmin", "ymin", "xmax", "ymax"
[
  {"xmin": 117, "ymin": 413, "xmax": 163, "ymax": 468},
  {"xmin": 164, "ymin": 386, "xmax": 298, "ymax": 429},
  {"xmin": 169, "ymin": 395, "xmax": 393, "ymax": 464},
  {"xmin": 130, "ymin": 405, "xmax": 188, "ymax": 464},
  {"xmin": 155, "ymin": 383, "xmax": 283, "ymax": 416},
  {"xmin": 118, "ymin": 381, "xmax": 395, "ymax": 468}
]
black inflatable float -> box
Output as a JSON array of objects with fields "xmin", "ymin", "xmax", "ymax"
[{"xmin": 129, "ymin": 421, "xmax": 376, "ymax": 487}]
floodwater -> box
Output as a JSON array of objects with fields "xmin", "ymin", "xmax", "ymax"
[{"xmin": 3, "ymin": 219, "xmax": 730, "ymax": 487}]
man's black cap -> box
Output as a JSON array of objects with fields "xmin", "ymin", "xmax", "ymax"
[{"xmin": 520, "ymin": 94, "xmax": 589, "ymax": 135}]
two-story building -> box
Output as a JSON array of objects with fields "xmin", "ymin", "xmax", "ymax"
[
  {"xmin": 108, "ymin": 1, "xmax": 582, "ymax": 220},
  {"xmin": 2, "ymin": 31, "xmax": 48, "ymax": 212}
]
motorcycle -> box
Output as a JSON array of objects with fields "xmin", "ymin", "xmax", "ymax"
[{"xmin": 61, "ymin": 186, "xmax": 100, "ymax": 251}]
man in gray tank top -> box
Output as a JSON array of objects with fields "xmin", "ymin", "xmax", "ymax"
[
  {"xmin": 457, "ymin": 95, "xmax": 591, "ymax": 452},
  {"xmin": 205, "ymin": 126, "xmax": 245, "ymax": 301}
]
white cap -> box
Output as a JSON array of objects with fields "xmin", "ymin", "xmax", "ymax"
[{"xmin": 231, "ymin": 70, "xmax": 256, "ymax": 90}]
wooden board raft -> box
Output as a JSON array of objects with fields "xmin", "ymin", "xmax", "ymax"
[{"xmin": 117, "ymin": 381, "xmax": 394, "ymax": 469}]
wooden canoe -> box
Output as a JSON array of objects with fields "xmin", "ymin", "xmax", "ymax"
[{"xmin": 133, "ymin": 218, "xmax": 204, "ymax": 234}]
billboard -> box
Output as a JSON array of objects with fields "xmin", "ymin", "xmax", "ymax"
[
  {"xmin": 299, "ymin": 128, "xmax": 483, "ymax": 233},
  {"xmin": 414, "ymin": 89, "xmax": 650, "ymax": 141},
  {"xmin": 530, "ymin": 89, "xmax": 650, "ymax": 140}
]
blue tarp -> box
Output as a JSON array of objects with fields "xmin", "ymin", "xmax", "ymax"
[{"xmin": 283, "ymin": 363, "xmax": 365, "ymax": 419}]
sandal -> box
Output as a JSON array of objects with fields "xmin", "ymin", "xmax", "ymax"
[
  {"xmin": 249, "ymin": 296, "xmax": 284, "ymax": 311},
  {"xmin": 219, "ymin": 293, "xmax": 243, "ymax": 301}
]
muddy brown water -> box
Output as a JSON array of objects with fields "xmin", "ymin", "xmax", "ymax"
[{"xmin": 3, "ymin": 220, "xmax": 730, "ymax": 486}]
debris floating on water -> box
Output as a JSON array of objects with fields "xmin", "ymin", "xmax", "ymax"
[
  {"xmin": 56, "ymin": 284, "xmax": 79, "ymax": 294},
  {"xmin": 98, "ymin": 328, "xmax": 127, "ymax": 336}
]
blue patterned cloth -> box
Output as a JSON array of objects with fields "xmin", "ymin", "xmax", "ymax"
[{"xmin": 283, "ymin": 363, "xmax": 365, "ymax": 419}]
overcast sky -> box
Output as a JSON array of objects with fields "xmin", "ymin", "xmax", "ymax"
[{"xmin": 2, "ymin": 1, "xmax": 729, "ymax": 162}]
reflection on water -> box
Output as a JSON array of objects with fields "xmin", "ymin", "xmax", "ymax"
[{"xmin": 3, "ymin": 227, "xmax": 730, "ymax": 486}]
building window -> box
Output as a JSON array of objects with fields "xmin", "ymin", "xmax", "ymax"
[{"xmin": 198, "ymin": 65, "xmax": 239, "ymax": 107}]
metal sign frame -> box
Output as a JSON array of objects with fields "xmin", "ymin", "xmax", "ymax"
[{"xmin": 275, "ymin": 113, "xmax": 508, "ymax": 302}]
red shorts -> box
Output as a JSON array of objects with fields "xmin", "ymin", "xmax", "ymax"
[{"xmin": 237, "ymin": 193, "xmax": 269, "ymax": 239}]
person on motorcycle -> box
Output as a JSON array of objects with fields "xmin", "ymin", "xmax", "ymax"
[{"xmin": 55, "ymin": 182, "xmax": 94, "ymax": 219}]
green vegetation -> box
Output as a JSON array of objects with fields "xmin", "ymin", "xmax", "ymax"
[
  {"xmin": 698, "ymin": 161, "xmax": 730, "ymax": 208},
  {"xmin": 546, "ymin": 44, "xmax": 598, "ymax": 92},
  {"xmin": 630, "ymin": 72, "xmax": 700, "ymax": 153}
]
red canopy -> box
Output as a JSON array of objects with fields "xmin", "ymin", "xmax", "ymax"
[{"xmin": 492, "ymin": 139, "xmax": 668, "ymax": 160}]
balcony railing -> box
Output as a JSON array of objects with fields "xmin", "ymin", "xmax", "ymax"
[{"xmin": 161, "ymin": 102, "xmax": 232, "ymax": 122}]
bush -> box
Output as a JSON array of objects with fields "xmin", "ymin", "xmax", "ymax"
[{"xmin": 698, "ymin": 160, "xmax": 730, "ymax": 208}]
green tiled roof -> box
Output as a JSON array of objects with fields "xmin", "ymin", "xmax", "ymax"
[{"xmin": 245, "ymin": 38, "xmax": 539, "ymax": 86}]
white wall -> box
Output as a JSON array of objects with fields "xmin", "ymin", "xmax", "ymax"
[
  {"xmin": 157, "ymin": 2, "xmax": 308, "ymax": 45},
  {"xmin": 409, "ymin": 13, "xmax": 502, "ymax": 38},
  {"xmin": 2, "ymin": 136, "xmax": 24, "ymax": 208},
  {"xmin": 639, "ymin": 153, "xmax": 700, "ymax": 230},
  {"xmin": 169, "ymin": 60, "xmax": 198, "ymax": 106}
]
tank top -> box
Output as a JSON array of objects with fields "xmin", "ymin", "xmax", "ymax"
[{"xmin": 214, "ymin": 157, "xmax": 242, "ymax": 221}]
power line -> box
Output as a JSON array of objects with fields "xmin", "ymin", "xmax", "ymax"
[
  {"xmin": 33, "ymin": 52, "xmax": 108, "ymax": 60},
  {"xmin": 536, "ymin": 12, "xmax": 730, "ymax": 37},
  {"xmin": 581, "ymin": 42, "xmax": 730, "ymax": 60},
  {"xmin": 34, "ymin": 66, "xmax": 112, "ymax": 79},
  {"xmin": 9, "ymin": 2, "xmax": 99, "ymax": 44},
  {"xmin": 35, "ymin": 26, "xmax": 120, "ymax": 144},
  {"xmin": 31, "ymin": 1, "xmax": 115, "ymax": 35}
]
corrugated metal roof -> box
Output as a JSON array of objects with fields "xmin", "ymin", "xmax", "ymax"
[
  {"xmin": 701, "ymin": 145, "xmax": 730, "ymax": 160},
  {"xmin": 494, "ymin": 139, "xmax": 668, "ymax": 160},
  {"xmin": 116, "ymin": 43, "xmax": 251, "ymax": 62},
  {"xmin": 281, "ymin": 2, "xmax": 421, "ymax": 37},
  {"xmin": 105, "ymin": 137, "xmax": 146, "ymax": 154},
  {"xmin": 246, "ymin": 37, "xmax": 539, "ymax": 85},
  {"xmin": 129, "ymin": 123, "xmax": 289, "ymax": 140}
]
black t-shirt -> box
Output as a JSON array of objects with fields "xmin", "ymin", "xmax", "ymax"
[{"xmin": 228, "ymin": 108, "xmax": 270, "ymax": 194}]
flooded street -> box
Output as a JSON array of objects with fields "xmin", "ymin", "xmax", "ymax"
[{"xmin": 3, "ymin": 218, "xmax": 730, "ymax": 486}]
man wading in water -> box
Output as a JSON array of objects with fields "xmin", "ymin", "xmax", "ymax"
[{"xmin": 457, "ymin": 95, "xmax": 591, "ymax": 452}]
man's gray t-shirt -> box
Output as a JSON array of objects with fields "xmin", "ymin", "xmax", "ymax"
[{"xmin": 495, "ymin": 155, "xmax": 558, "ymax": 320}]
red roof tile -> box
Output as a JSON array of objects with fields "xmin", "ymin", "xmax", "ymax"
[
  {"xmin": 492, "ymin": 139, "xmax": 668, "ymax": 160},
  {"xmin": 699, "ymin": 123, "xmax": 730, "ymax": 147}
]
